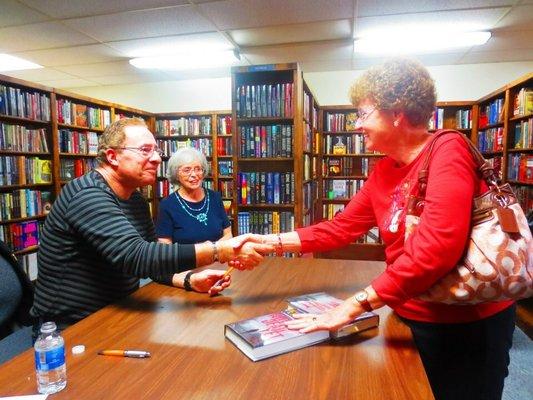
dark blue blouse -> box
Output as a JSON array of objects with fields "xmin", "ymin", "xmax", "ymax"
[{"xmin": 156, "ymin": 189, "xmax": 231, "ymax": 244}]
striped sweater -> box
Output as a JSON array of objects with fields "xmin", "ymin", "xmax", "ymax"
[{"xmin": 31, "ymin": 170, "xmax": 195, "ymax": 326}]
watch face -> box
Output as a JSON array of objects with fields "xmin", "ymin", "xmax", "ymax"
[{"xmin": 355, "ymin": 291, "xmax": 367, "ymax": 302}]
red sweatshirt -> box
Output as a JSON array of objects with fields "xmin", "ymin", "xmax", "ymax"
[{"xmin": 297, "ymin": 133, "xmax": 512, "ymax": 323}]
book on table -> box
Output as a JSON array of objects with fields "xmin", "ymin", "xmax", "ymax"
[
  {"xmin": 286, "ymin": 292, "xmax": 379, "ymax": 340},
  {"xmin": 225, "ymin": 292, "xmax": 379, "ymax": 361},
  {"xmin": 224, "ymin": 310, "xmax": 329, "ymax": 362}
]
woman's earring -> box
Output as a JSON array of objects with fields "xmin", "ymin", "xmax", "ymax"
[{"xmin": 393, "ymin": 120, "xmax": 399, "ymax": 127}]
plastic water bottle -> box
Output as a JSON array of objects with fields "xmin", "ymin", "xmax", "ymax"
[{"xmin": 34, "ymin": 321, "xmax": 67, "ymax": 394}]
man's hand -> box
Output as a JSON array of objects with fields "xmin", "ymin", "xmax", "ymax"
[{"xmin": 189, "ymin": 269, "xmax": 231, "ymax": 295}]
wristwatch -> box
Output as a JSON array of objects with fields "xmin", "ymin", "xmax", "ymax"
[
  {"xmin": 183, "ymin": 271, "xmax": 194, "ymax": 291},
  {"xmin": 353, "ymin": 290, "xmax": 373, "ymax": 312}
]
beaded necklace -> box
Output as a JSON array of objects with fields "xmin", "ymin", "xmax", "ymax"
[{"xmin": 175, "ymin": 189, "xmax": 210, "ymax": 226}]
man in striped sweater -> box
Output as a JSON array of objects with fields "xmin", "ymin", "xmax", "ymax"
[{"xmin": 31, "ymin": 118, "xmax": 270, "ymax": 329}]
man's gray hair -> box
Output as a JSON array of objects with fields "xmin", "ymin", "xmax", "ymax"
[{"xmin": 166, "ymin": 147, "xmax": 210, "ymax": 186}]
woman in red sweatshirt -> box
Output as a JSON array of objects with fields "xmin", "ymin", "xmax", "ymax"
[{"xmin": 254, "ymin": 59, "xmax": 516, "ymax": 400}]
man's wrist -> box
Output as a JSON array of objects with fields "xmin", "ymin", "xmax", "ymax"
[{"xmin": 183, "ymin": 271, "xmax": 194, "ymax": 291}]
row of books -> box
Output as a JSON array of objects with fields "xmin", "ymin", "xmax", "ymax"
[
  {"xmin": 0, "ymin": 219, "xmax": 42, "ymax": 252},
  {"xmin": 0, "ymin": 123, "xmax": 49, "ymax": 153},
  {"xmin": 218, "ymin": 160, "xmax": 233, "ymax": 176},
  {"xmin": 236, "ymin": 211, "xmax": 294, "ymax": 235},
  {"xmin": 238, "ymin": 125, "xmax": 293, "ymax": 158},
  {"xmin": 303, "ymin": 123, "xmax": 313, "ymax": 153},
  {"xmin": 324, "ymin": 179, "xmax": 365, "ymax": 199},
  {"xmin": 156, "ymin": 137, "xmax": 212, "ymax": 157},
  {"xmin": 303, "ymin": 92, "xmax": 319, "ymax": 129},
  {"xmin": 217, "ymin": 115, "xmax": 232, "ymax": 135},
  {"xmin": 324, "ymin": 157, "xmax": 377, "ymax": 177},
  {"xmin": 303, "ymin": 181, "xmax": 317, "ymax": 212},
  {"xmin": 236, "ymin": 83, "xmax": 294, "ymax": 118},
  {"xmin": 512, "ymin": 118, "xmax": 532, "ymax": 149},
  {"xmin": 137, "ymin": 184, "xmax": 153, "ymax": 200},
  {"xmin": 60, "ymin": 158, "xmax": 97, "ymax": 181},
  {"xmin": 479, "ymin": 98, "xmax": 505, "ymax": 128},
  {"xmin": 225, "ymin": 292, "xmax": 379, "ymax": 361},
  {"xmin": 238, "ymin": 172, "xmax": 294, "ymax": 205},
  {"xmin": 513, "ymin": 87, "xmax": 533, "ymax": 116},
  {"xmin": 58, "ymin": 129, "xmax": 98, "ymax": 155},
  {"xmin": 0, "ymin": 84, "xmax": 50, "ymax": 121},
  {"xmin": 507, "ymin": 154, "xmax": 533, "ymax": 183},
  {"xmin": 216, "ymin": 136, "xmax": 233, "ymax": 156},
  {"xmin": 0, "ymin": 189, "xmax": 52, "ymax": 221},
  {"xmin": 324, "ymin": 112, "xmax": 358, "ymax": 132},
  {"xmin": 156, "ymin": 116, "xmax": 212, "ymax": 137},
  {"xmin": 455, "ymin": 109, "xmax": 473, "ymax": 129},
  {"xmin": 218, "ymin": 180, "xmax": 233, "ymax": 198},
  {"xmin": 477, "ymin": 127, "xmax": 504, "ymax": 153},
  {"xmin": 323, "ymin": 133, "xmax": 367, "ymax": 155},
  {"xmin": 303, "ymin": 154, "xmax": 313, "ymax": 181},
  {"xmin": 0, "ymin": 156, "xmax": 52, "ymax": 185},
  {"xmin": 56, "ymin": 99, "xmax": 111, "ymax": 129}
]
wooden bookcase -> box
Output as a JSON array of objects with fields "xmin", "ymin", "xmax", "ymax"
[
  {"xmin": 153, "ymin": 110, "xmax": 234, "ymax": 225},
  {"xmin": 315, "ymin": 105, "xmax": 386, "ymax": 260},
  {"xmin": 231, "ymin": 63, "xmax": 304, "ymax": 238}
]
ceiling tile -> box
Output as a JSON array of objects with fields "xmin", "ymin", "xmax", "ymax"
[
  {"xmin": 355, "ymin": 7, "xmax": 511, "ymax": 36},
  {"xmin": 105, "ymin": 32, "xmax": 233, "ymax": 57},
  {"xmin": 37, "ymin": 77, "xmax": 101, "ymax": 88},
  {"xmin": 493, "ymin": 4, "xmax": 533, "ymax": 31},
  {"xmin": 230, "ymin": 19, "xmax": 352, "ymax": 47},
  {"xmin": 13, "ymin": 45, "xmax": 125, "ymax": 67},
  {"xmin": 458, "ymin": 48, "xmax": 533, "ymax": 64},
  {"xmin": 0, "ymin": 0, "xmax": 51, "ymax": 28},
  {"xmin": 199, "ymin": 0, "xmax": 354, "ymax": 30},
  {"xmin": 1, "ymin": 68, "xmax": 77, "ymax": 82},
  {"xmin": 19, "ymin": 0, "xmax": 190, "ymax": 19},
  {"xmin": 89, "ymin": 73, "xmax": 172, "ymax": 85},
  {"xmin": 54, "ymin": 61, "xmax": 146, "ymax": 77},
  {"xmin": 0, "ymin": 22, "xmax": 97, "ymax": 53},
  {"xmin": 244, "ymin": 41, "xmax": 353, "ymax": 65},
  {"xmin": 63, "ymin": 6, "xmax": 217, "ymax": 42},
  {"xmin": 477, "ymin": 29, "xmax": 533, "ymax": 52},
  {"xmin": 357, "ymin": 0, "xmax": 515, "ymax": 17},
  {"xmin": 163, "ymin": 66, "xmax": 234, "ymax": 81}
]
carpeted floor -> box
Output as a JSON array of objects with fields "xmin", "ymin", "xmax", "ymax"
[{"xmin": 503, "ymin": 327, "xmax": 533, "ymax": 400}]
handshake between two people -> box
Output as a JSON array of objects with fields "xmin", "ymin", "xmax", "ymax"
[{"xmin": 187, "ymin": 233, "xmax": 283, "ymax": 296}]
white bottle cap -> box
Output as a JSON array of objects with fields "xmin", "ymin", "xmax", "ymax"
[{"xmin": 72, "ymin": 345, "xmax": 85, "ymax": 354}]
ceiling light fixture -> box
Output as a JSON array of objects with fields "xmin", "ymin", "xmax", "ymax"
[
  {"xmin": 0, "ymin": 54, "xmax": 42, "ymax": 72},
  {"xmin": 354, "ymin": 29, "xmax": 491, "ymax": 55},
  {"xmin": 129, "ymin": 50, "xmax": 239, "ymax": 70}
]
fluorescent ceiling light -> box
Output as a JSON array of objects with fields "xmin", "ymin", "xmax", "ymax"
[
  {"xmin": 0, "ymin": 54, "xmax": 43, "ymax": 72},
  {"xmin": 130, "ymin": 50, "xmax": 239, "ymax": 70},
  {"xmin": 354, "ymin": 29, "xmax": 491, "ymax": 55}
]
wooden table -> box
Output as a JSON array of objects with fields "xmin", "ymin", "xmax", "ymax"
[{"xmin": 0, "ymin": 258, "xmax": 433, "ymax": 399}]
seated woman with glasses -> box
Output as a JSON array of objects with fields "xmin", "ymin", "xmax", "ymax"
[{"xmin": 156, "ymin": 147, "xmax": 232, "ymax": 246}]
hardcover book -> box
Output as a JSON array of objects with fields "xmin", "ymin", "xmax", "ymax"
[
  {"xmin": 345, "ymin": 112, "xmax": 358, "ymax": 131},
  {"xmin": 225, "ymin": 310, "xmax": 329, "ymax": 361},
  {"xmin": 286, "ymin": 292, "xmax": 380, "ymax": 340},
  {"xmin": 332, "ymin": 136, "xmax": 347, "ymax": 155}
]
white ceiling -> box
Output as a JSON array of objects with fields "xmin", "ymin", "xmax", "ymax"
[{"xmin": 1, "ymin": 0, "xmax": 532, "ymax": 89}]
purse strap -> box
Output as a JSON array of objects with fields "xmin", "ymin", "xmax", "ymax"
[{"xmin": 415, "ymin": 129, "xmax": 498, "ymax": 199}]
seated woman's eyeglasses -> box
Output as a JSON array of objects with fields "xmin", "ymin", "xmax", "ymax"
[
  {"xmin": 179, "ymin": 166, "xmax": 204, "ymax": 176},
  {"xmin": 355, "ymin": 107, "xmax": 377, "ymax": 127},
  {"xmin": 113, "ymin": 146, "xmax": 164, "ymax": 158}
]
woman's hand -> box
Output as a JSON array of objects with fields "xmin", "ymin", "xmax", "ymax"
[
  {"xmin": 286, "ymin": 299, "xmax": 360, "ymax": 333},
  {"xmin": 189, "ymin": 269, "xmax": 231, "ymax": 296}
]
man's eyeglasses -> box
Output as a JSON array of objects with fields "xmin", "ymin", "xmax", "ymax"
[
  {"xmin": 179, "ymin": 166, "xmax": 205, "ymax": 176},
  {"xmin": 113, "ymin": 146, "xmax": 164, "ymax": 158}
]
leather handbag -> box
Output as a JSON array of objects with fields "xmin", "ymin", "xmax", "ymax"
[{"xmin": 405, "ymin": 130, "xmax": 532, "ymax": 304}]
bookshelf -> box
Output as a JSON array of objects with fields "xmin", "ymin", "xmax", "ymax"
[
  {"xmin": 0, "ymin": 75, "xmax": 53, "ymax": 271},
  {"xmin": 315, "ymin": 105, "xmax": 385, "ymax": 260},
  {"xmin": 231, "ymin": 63, "xmax": 304, "ymax": 239}
]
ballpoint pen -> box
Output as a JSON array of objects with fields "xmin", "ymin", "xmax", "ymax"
[
  {"xmin": 209, "ymin": 267, "xmax": 234, "ymax": 296},
  {"xmin": 98, "ymin": 350, "xmax": 151, "ymax": 358}
]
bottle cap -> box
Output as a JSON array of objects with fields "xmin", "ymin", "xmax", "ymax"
[
  {"xmin": 72, "ymin": 345, "xmax": 85, "ymax": 354},
  {"xmin": 40, "ymin": 321, "xmax": 57, "ymax": 334}
]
